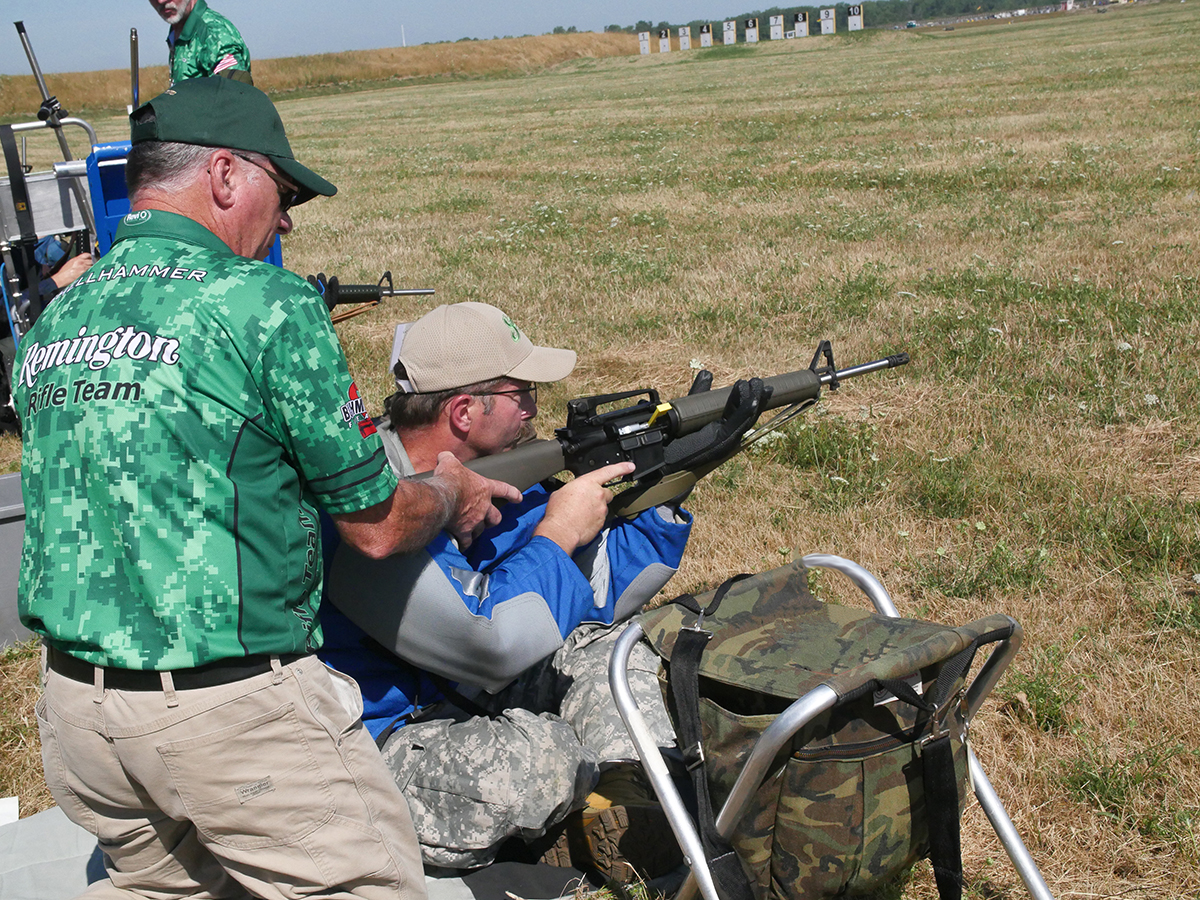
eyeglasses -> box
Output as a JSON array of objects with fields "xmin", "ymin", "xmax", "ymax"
[
  {"xmin": 473, "ymin": 385, "xmax": 537, "ymax": 404},
  {"xmin": 233, "ymin": 153, "xmax": 300, "ymax": 212}
]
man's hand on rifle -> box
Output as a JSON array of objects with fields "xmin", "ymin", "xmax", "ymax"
[
  {"xmin": 534, "ymin": 461, "xmax": 636, "ymax": 554},
  {"xmin": 434, "ymin": 452, "xmax": 524, "ymax": 548}
]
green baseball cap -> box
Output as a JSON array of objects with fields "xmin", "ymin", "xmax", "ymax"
[{"xmin": 129, "ymin": 76, "xmax": 336, "ymax": 206}]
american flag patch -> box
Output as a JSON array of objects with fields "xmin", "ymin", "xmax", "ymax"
[{"xmin": 212, "ymin": 54, "xmax": 239, "ymax": 74}]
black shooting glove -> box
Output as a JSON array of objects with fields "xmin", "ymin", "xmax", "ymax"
[
  {"xmin": 687, "ymin": 368, "xmax": 714, "ymax": 395},
  {"xmin": 661, "ymin": 377, "xmax": 772, "ymax": 476}
]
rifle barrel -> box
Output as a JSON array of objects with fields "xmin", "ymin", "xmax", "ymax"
[
  {"xmin": 130, "ymin": 29, "xmax": 139, "ymax": 110},
  {"xmin": 822, "ymin": 352, "xmax": 910, "ymax": 384},
  {"xmin": 671, "ymin": 353, "xmax": 909, "ymax": 434}
]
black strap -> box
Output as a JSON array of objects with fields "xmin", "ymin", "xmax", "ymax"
[
  {"xmin": 669, "ymin": 625, "xmax": 757, "ymax": 900},
  {"xmin": 918, "ymin": 637, "xmax": 983, "ymax": 900},
  {"xmin": 668, "ymin": 572, "xmax": 753, "ymax": 620},
  {"xmin": 0, "ymin": 126, "xmax": 36, "ymax": 244},
  {"xmin": 374, "ymin": 714, "xmax": 407, "ymax": 749},
  {"xmin": 374, "ymin": 698, "xmax": 454, "ymax": 750},
  {"xmin": 428, "ymin": 673, "xmax": 494, "ymax": 720},
  {"xmin": 913, "ymin": 640, "xmax": 977, "ymax": 900},
  {"xmin": 913, "ymin": 638, "xmax": 981, "ymax": 900},
  {"xmin": 923, "ymin": 734, "xmax": 963, "ymax": 900},
  {"xmin": 0, "ymin": 125, "xmax": 44, "ymax": 325},
  {"xmin": 662, "ymin": 379, "xmax": 772, "ymax": 476}
]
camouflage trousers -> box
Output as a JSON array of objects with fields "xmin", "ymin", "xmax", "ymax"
[{"xmin": 379, "ymin": 623, "xmax": 675, "ymax": 869}]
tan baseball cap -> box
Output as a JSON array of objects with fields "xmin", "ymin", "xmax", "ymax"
[{"xmin": 392, "ymin": 302, "xmax": 576, "ymax": 393}]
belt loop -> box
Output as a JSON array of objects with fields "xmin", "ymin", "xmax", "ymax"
[
  {"xmin": 161, "ymin": 671, "xmax": 179, "ymax": 708},
  {"xmin": 93, "ymin": 664, "xmax": 104, "ymax": 704},
  {"xmin": 39, "ymin": 643, "xmax": 48, "ymax": 689},
  {"xmin": 270, "ymin": 655, "xmax": 284, "ymax": 685}
]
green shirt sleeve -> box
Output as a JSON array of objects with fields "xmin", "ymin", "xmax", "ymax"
[
  {"xmin": 197, "ymin": 15, "xmax": 251, "ymax": 80},
  {"xmin": 254, "ymin": 291, "xmax": 398, "ymax": 515},
  {"xmin": 170, "ymin": 1, "xmax": 252, "ymax": 84}
]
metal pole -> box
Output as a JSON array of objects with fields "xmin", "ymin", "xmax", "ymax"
[
  {"xmin": 969, "ymin": 748, "xmax": 1056, "ymax": 900},
  {"xmin": 130, "ymin": 28, "xmax": 140, "ymax": 111},
  {"xmin": 801, "ymin": 553, "xmax": 902, "ymax": 617},
  {"xmin": 13, "ymin": 20, "xmax": 99, "ymax": 241},
  {"xmin": 610, "ymin": 623, "xmax": 722, "ymax": 900}
]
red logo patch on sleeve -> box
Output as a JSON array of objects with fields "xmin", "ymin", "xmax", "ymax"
[{"xmin": 340, "ymin": 382, "xmax": 372, "ymax": 435}]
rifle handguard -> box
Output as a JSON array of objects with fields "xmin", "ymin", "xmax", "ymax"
[{"xmin": 661, "ymin": 378, "xmax": 771, "ymax": 475}]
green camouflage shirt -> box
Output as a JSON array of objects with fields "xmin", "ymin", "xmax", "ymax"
[
  {"xmin": 168, "ymin": 0, "xmax": 252, "ymax": 85},
  {"xmin": 14, "ymin": 210, "xmax": 397, "ymax": 669}
]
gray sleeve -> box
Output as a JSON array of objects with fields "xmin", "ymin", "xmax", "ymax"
[
  {"xmin": 613, "ymin": 563, "xmax": 680, "ymax": 622},
  {"xmin": 326, "ymin": 543, "xmax": 567, "ymax": 693},
  {"xmin": 613, "ymin": 504, "xmax": 686, "ymax": 619}
]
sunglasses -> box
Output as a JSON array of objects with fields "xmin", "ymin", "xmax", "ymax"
[
  {"xmin": 473, "ymin": 385, "xmax": 537, "ymax": 404},
  {"xmin": 233, "ymin": 153, "xmax": 300, "ymax": 212}
]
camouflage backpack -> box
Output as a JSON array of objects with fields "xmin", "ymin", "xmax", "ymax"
[{"xmin": 639, "ymin": 560, "xmax": 1016, "ymax": 900}]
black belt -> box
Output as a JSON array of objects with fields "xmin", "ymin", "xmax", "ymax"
[{"xmin": 46, "ymin": 647, "xmax": 305, "ymax": 691}]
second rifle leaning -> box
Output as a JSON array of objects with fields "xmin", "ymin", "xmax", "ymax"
[{"xmin": 307, "ymin": 271, "xmax": 434, "ymax": 323}]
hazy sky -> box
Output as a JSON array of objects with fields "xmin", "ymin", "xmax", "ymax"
[{"xmin": 1, "ymin": 1, "xmax": 753, "ymax": 75}]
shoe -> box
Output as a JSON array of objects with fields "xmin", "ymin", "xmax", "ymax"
[
  {"xmin": 566, "ymin": 763, "xmax": 684, "ymax": 883},
  {"xmin": 537, "ymin": 823, "xmax": 574, "ymax": 869}
]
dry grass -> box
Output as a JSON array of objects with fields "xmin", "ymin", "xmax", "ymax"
[
  {"xmin": 0, "ymin": 641, "xmax": 51, "ymax": 817},
  {"xmin": 4, "ymin": 5, "xmax": 1200, "ymax": 897},
  {"xmin": 0, "ymin": 32, "xmax": 638, "ymax": 120}
]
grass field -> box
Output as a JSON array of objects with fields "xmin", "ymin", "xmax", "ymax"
[
  {"xmin": 3, "ymin": 3, "xmax": 1200, "ymax": 897},
  {"xmin": 0, "ymin": 32, "xmax": 639, "ymax": 121}
]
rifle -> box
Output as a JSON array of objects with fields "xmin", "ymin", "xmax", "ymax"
[
  {"xmin": 306, "ymin": 271, "xmax": 435, "ymax": 323},
  {"xmin": 464, "ymin": 340, "xmax": 909, "ymax": 518}
]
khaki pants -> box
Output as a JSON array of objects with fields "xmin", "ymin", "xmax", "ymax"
[{"xmin": 37, "ymin": 654, "xmax": 426, "ymax": 900}]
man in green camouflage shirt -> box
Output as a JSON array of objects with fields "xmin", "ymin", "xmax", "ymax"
[
  {"xmin": 149, "ymin": 0, "xmax": 252, "ymax": 85},
  {"xmin": 14, "ymin": 77, "xmax": 519, "ymax": 900}
]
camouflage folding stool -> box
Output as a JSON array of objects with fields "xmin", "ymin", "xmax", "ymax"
[{"xmin": 610, "ymin": 554, "xmax": 1055, "ymax": 900}]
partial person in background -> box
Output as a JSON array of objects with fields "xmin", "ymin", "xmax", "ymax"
[
  {"xmin": 0, "ymin": 237, "xmax": 91, "ymax": 433},
  {"xmin": 33, "ymin": 234, "xmax": 92, "ymax": 302},
  {"xmin": 148, "ymin": 0, "xmax": 252, "ymax": 85}
]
